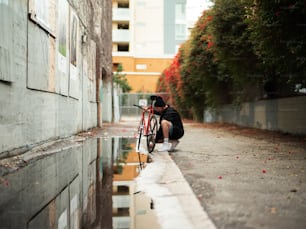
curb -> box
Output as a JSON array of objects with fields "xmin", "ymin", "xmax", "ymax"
[{"xmin": 136, "ymin": 151, "xmax": 217, "ymax": 229}]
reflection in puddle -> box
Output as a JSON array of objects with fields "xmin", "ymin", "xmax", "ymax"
[{"xmin": 101, "ymin": 137, "xmax": 160, "ymax": 229}]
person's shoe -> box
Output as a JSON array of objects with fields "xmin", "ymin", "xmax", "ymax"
[
  {"xmin": 158, "ymin": 142, "xmax": 172, "ymax": 152},
  {"xmin": 169, "ymin": 140, "xmax": 179, "ymax": 151},
  {"xmin": 147, "ymin": 154, "xmax": 153, "ymax": 163}
]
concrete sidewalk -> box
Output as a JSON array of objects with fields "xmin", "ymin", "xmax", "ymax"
[{"xmin": 170, "ymin": 121, "xmax": 306, "ymax": 229}]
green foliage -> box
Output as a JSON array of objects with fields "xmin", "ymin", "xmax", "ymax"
[
  {"xmin": 59, "ymin": 45, "xmax": 66, "ymax": 56},
  {"xmin": 158, "ymin": 0, "xmax": 306, "ymax": 120},
  {"xmin": 113, "ymin": 138, "xmax": 132, "ymax": 174},
  {"xmin": 212, "ymin": 0, "xmax": 262, "ymax": 102},
  {"xmin": 179, "ymin": 10, "xmax": 233, "ymax": 119},
  {"xmin": 158, "ymin": 53, "xmax": 184, "ymax": 112},
  {"xmin": 113, "ymin": 64, "xmax": 132, "ymax": 93},
  {"xmin": 246, "ymin": 0, "xmax": 306, "ymax": 96}
]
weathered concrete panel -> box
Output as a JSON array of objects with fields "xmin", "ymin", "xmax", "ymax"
[
  {"xmin": 27, "ymin": 24, "xmax": 53, "ymax": 92},
  {"xmin": 82, "ymin": 139, "xmax": 97, "ymax": 225},
  {"xmin": 27, "ymin": 198, "xmax": 57, "ymax": 229},
  {"xmin": 0, "ymin": 1, "xmax": 13, "ymax": 82},
  {"xmin": 212, "ymin": 96, "xmax": 306, "ymax": 135},
  {"xmin": 27, "ymin": 187, "xmax": 70, "ymax": 229},
  {"xmin": 81, "ymin": 40, "xmax": 97, "ymax": 130},
  {"xmin": 70, "ymin": 176, "xmax": 81, "ymax": 229},
  {"xmin": 102, "ymin": 81, "xmax": 113, "ymax": 122},
  {"xmin": 0, "ymin": 0, "xmax": 112, "ymax": 155}
]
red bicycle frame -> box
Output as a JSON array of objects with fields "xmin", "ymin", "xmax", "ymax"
[{"xmin": 134, "ymin": 96, "xmax": 158, "ymax": 155}]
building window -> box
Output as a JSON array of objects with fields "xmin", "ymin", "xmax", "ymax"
[
  {"xmin": 175, "ymin": 3, "xmax": 185, "ymax": 21},
  {"xmin": 136, "ymin": 64, "xmax": 147, "ymax": 70},
  {"xmin": 118, "ymin": 1, "xmax": 129, "ymax": 8},
  {"xmin": 118, "ymin": 186, "xmax": 129, "ymax": 193},
  {"xmin": 175, "ymin": 24, "xmax": 186, "ymax": 40},
  {"xmin": 117, "ymin": 208, "xmax": 129, "ymax": 216},
  {"xmin": 113, "ymin": 62, "xmax": 119, "ymax": 72},
  {"xmin": 113, "ymin": 207, "xmax": 130, "ymax": 217},
  {"xmin": 118, "ymin": 44, "xmax": 129, "ymax": 52},
  {"xmin": 118, "ymin": 23, "xmax": 129, "ymax": 30}
]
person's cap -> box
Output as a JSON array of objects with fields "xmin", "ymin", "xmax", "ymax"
[{"xmin": 154, "ymin": 97, "xmax": 166, "ymax": 107}]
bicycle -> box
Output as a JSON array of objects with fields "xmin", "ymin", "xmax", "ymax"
[{"xmin": 134, "ymin": 95, "xmax": 159, "ymax": 154}]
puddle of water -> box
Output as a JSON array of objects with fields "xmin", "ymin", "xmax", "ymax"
[{"xmin": 99, "ymin": 137, "xmax": 161, "ymax": 229}]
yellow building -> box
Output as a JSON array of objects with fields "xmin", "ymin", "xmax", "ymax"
[
  {"xmin": 113, "ymin": 56, "xmax": 172, "ymax": 92},
  {"xmin": 113, "ymin": 150, "xmax": 147, "ymax": 181}
]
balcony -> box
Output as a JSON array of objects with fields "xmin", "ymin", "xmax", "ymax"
[
  {"xmin": 113, "ymin": 195, "xmax": 131, "ymax": 208},
  {"xmin": 113, "ymin": 8, "xmax": 130, "ymax": 21},
  {"xmin": 112, "ymin": 29, "xmax": 130, "ymax": 42}
]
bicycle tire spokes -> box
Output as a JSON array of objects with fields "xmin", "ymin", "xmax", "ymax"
[{"xmin": 147, "ymin": 115, "xmax": 158, "ymax": 153}]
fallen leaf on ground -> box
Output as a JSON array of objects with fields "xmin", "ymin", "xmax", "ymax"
[{"xmin": 270, "ymin": 208, "xmax": 277, "ymax": 214}]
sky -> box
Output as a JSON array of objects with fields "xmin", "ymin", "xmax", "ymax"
[{"xmin": 186, "ymin": 0, "xmax": 214, "ymax": 22}]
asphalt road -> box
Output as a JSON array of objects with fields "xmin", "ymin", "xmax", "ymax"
[{"xmin": 170, "ymin": 122, "xmax": 306, "ymax": 229}]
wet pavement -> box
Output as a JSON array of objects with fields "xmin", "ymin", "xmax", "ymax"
[{"xmin": 99, "ymin": 117, "xmax": 216, "ymax": 229}]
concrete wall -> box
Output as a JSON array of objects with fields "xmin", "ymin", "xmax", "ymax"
[
  {"xmin": 113, "ymin": 84, "xmax": 122, "ymax": 123},
  {"xmin": 0, "ymin": 0, "xmax": 113, "ymax": 155},
  {"xmin": 102, "ymin": 81, "xmax": 113, "ymax": 122},
  {"xmin": 0, "ymin": 0, "xmax": 113, "ymax": 227},
  {"xmin": 206, "ymin": 96, "xmax": 306, "ymax": 135}
]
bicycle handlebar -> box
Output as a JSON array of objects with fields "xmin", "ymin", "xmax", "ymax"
[
  {"xmin": 133, "ymin": 104, "xmax": 155, "ymax": 111},
  {"xmin": 133, "ymin": 96, "xmax": 159, "ymax": 110},
  {"xmin": 133, "ymin": 104, "xmax": 144, "ymax": 110}
]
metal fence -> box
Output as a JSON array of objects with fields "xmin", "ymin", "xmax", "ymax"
[{"xmin": 119, "ymin": 93, "xmax": 169, "ymax": 117}]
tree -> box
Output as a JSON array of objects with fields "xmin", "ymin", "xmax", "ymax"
[
  {"xmin": 179, "ymin": 10, "xmax": 232, "ymax": 119},
  {"xmin": 247, "ymin": 0, "xmax": 306, "ymax": 97},
  {"xmin": 158, "ymin": 0, "xmax": 306, "ymax": 120},
  {"xmin": 157, "ymin": 53, "xmax": 183, "ymax": 107},
  {"xmin": 211, "ymin": 0, "xmax": 262, "ymax": 102},
  {"xmin": 113, "ymin": 64, "xmax": 132, "ymax": 93}
]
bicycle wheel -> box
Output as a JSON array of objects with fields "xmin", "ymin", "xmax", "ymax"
[{"xmin": 147, "ymin": 115, "xmax": 158, "ymax": 153}]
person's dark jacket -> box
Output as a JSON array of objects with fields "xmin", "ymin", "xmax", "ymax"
[{"xmin": 155, "ymin": 106, "xmax": 184, "ymax": 141}]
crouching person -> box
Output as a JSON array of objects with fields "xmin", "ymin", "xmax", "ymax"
[{"xmin": 153, "ymin": 96, "xmax": 184, "ymax": 152}]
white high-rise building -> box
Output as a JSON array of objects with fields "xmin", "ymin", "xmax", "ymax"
[{"xmin": 112, "ymin": 0, "xmax": 187, "ymax": 92}]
